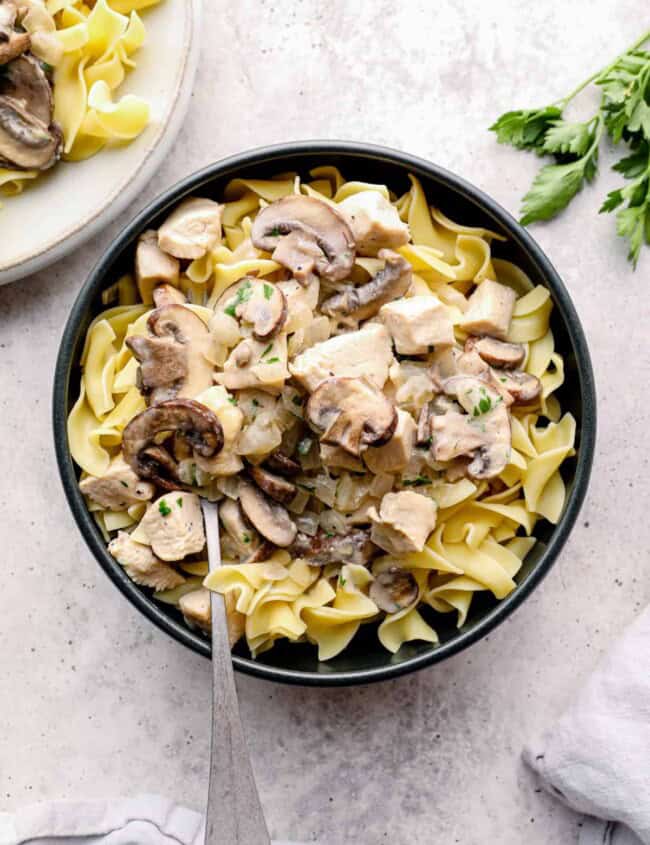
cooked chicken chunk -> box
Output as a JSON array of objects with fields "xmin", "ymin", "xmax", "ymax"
[
  {"xmin": 369, "ymin": 490, "xmax": 438, "ymax": 555},
  {"xmin": 79, "ymin": 456, "xmax": 155, "ymax": 511},
  {"xmin": 289, "ymin": 323, "xmax": 394, "ymax": 392},
  {"xmin": 140, "ymin": 492, "xmax": 206, "ymax": 561},
  {"xmin": 179, "ymin": 588, "xmax": 245, "ymax": 647},
  {"xmin": 338, "ymin": 191, "xmax": 410, "ymax": 256},
  {"xmin": 364, "ymin": 409, "xmax": 416, "ymax": 474},
  {"xmin": 158, "ymin": 198, "xmax": 223, "ymax": 260},
  {"xmin": 380, "ymin": 295, "xmax": 455, "ymax": 354},
  {"xmin": 220, "ymin": 335, "xmax": 290, "ymax": 391},
  {"xmin": 459, "ymin": 280, "xmax": 516, "ymax": 340},
  {"xmin": 135, "ymin": 229, "xmax": 180, "ymax": 302},
  {"xmin": 108, "ymin": 531, "xmax": 185, "ymax": 591}
]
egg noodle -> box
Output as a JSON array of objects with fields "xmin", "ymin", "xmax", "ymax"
[
  {"xmin": 0, "ymin": 0, "xmax": 160, "ymax": 200},
  {"xmin": 68, "ymin": 169, "xmax": 576, "ymax": 661}
]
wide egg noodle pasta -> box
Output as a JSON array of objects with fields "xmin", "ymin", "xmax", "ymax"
[{"xmin": 69, "ymin": 167, "xmax": 579, "ymax": 661}]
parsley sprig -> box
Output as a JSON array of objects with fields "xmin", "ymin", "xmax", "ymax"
[{"xmin": 491, "ymin": 30, "xmax": 650, "ymax": 266}]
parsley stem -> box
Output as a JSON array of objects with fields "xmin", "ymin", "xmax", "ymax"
[{"xmin": 556, "ymin": 29, "xmax": 650, "ymax": 107}]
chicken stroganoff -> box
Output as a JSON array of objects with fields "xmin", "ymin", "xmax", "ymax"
[
  {"xmin": 0, "ymin": 0, "xmax": 161, "ymax": 202},
  {"xmin": 68, "ymin": 169, "xmax": 576, "ymax": 660}
]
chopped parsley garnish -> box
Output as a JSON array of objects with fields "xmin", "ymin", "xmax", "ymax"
[
  {"xmin": 292, "ymin": 395, "xmax": 303, "ymax": 406},
  {"xmin": 402, "ymin": 476, "xmax": 431, "ymax": 487},
  {"xmin": 297, "ymin": 482, "xmax": 315, "ymax": 492},
  {"xmin": 176, "ymin": 497, "xmax": 183, "ymax": 508},
  {"xmin": 473, "ymin": 396, "xmax": 493, "ymax": 416},
  {"xmin": 325, "ymin": 531, "xmax": 335, "ymax": 538},
  {"xmin": 242, "ymin": 533, "xmax": 251, "ymax": 543},
  {"xmin": 417, "ymin": 437, "xmax": 432, "ymax": 449},
  {"xmin": 263, "ymin": 283, "xmax": 273, "ymax": 300},
  {"xmin": 297, "ymin": 437, "xmax": 313, "ymax": 456},
  {"xmin": 500, "ymin": 377, "xmax": 508, "ymax": 383},
  {"xmin": 338, "ymin": 575, "xmax": 347, "ymax": 587},
  {"xmin": 269, "ymin": 225, "xmax": 281, "ymax": 237},
  {"xmin": 261, "ymin": 343, "xmax": 273, "ymax": 358},
  {"xmin": 158, "ymin": 500, "xmax": 172, "ymax": 517},
  {"xmin": 223, "ymin": 279, "xmax": 253, "ymax": 317},
  {"xmin": 252, "ymin": 398, "xmax": 260, "ymax": 407},
  {"xmin": 228, "ymin": 396, "xmax": 238, "ymax": 405},
  {"xmin": 120, "ymin": 480, "xmax": 129, "ymax": 488},
  {"xmin": 265, "ymin": 357, "xmax": 280, "ymax": 364}
]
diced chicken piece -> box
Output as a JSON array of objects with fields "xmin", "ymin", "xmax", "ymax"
[
  {"xmin": 79, "ymin": 455, "xmax": 155, "ymax": 511},
  {"xmin": 380, "ymin": 295, "xmax": 455, "ymax": 354},
  {"xmin": 179, "ymin": 588, "xmax": 245, "ymax": 647},
  {"xmin": 459, "ymin": 280, "xmax": 516, "ymax": 340},
  {"xmin": 320, "ymin": 443, "xmax": 365, "ymax": 472},
  {"xmin": 153, "ymin": 283, "xmax": 187, "ymax": 307},
  {"xmin": 431, "ymin": 412, "xmax": 485, "ymax": 461},
  {"xmin": 289, "ymin": 323, "xmax": 394, "ymax": 392},
  {"xmin": 135, "ymin": 229, "xmax": 180, "ymax": 302},
  {"xmin": 364, "ymin": 409, "xmax": 416, "ymax": 474},
  {"xmin": 158, "ymin": 198, "xmax": 223, "ymax": 260},
  {"xmin": 369, "ymin": 490, "xmax": 438, "ymax": 555},
  {"xmin": 140, "ymin": 492, "xmax": 206, "ymax": 561},
  {"xmin": 338, "ymin": 191, "xmax": 410, "ymax": 256},
  {"xmin": 108, "ymin": 531, "xmax": 185, "ymax": 591},
  {"xmin": 219, "ymin": 335, "xmax": 290, "ymax": 391}
]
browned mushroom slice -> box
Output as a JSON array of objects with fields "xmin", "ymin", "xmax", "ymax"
[
  {"xmin": 122, "ymin": 399, "xmax": 223, "ymax": 489},
  {"xmin": 234, "ymin": 279, "xmax": 287, "ymax": 340},
  {"xmin": 243, "ymin": 540, "xmax": 275, "ymax": 564},
  {"xmin": 290, "ymin": 529, "xmax": 376, "ymax": 567},
  {"xmin": 306, "ymin": 377, "xmax": 397, "ymax": 457},
  {"xmin": 219, "ymin": 498, "xmax": 260, "ymax": 554},
  {"xmin": 416, "ymin": 403, "xmax": 433, "ymax": 446},
  {"xmin": 369, "ymin": 567, "xmax": 418, "ymax": 613},
  {"xmin": 249, "ymin": 465, "xmax": 296, "ymax": 505},
  {"xmin": 251, "ymin": 195, "xmax": 355, "ymax": 283},
  {"xmin": 494, "ymin": 369, "xmax": 542, "ymax": 405},
  {"xmin": 265, "ymin": 452, "xmax": 301, "ymax": 477},
  {"xmin": 0, "ymin": 56, "xmax": 62, "ymax": 170},
  {"xmin": 238, "ymin": 481, "xmax": 297, "ymax": 547},
  {"xmin": 465, "ymin": 336, "xmax": 525, "ymax": 369},
  {"xmin": 320, "ymin": 250, "xmax": 412, "ymax": 322},
  {"xmin": 126, "ymin": 305, "xmax": 213, "ymax": 404}
]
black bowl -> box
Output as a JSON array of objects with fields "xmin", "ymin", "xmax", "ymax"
[{"xmin": 53, "ymin": 141, "xmax": 596, "ymax": 686}]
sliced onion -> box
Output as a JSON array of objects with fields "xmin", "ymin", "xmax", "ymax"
[
  {"xmin": 319, "ymin": 509, "xmax": 348, "ymax": 536},
  {"xmin": 296, "ymin": 512, "xmax": 319, "ymax": 536}
]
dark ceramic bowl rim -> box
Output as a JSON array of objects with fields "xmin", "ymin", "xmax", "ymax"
[{"xmin": 53, "ymin": 140, "xmax": 596, "ymax": 686}]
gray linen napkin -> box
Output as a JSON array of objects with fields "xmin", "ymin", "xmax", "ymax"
[
  {"xmin": 523, "ymin": 606, "xmax": 650, "ymax": 845},
  {"xmin": 0, "ymin": 794, "xmax": 300, "ymax": 845}
]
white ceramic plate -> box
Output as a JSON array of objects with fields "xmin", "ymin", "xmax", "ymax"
[{"xmin": 0, "ymin": 0, "xmax": 201, "ymax": 285}]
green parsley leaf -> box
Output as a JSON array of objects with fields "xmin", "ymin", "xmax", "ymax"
[
  {"xmin": 489, "ymin": 106, "xmax": 563, "ymax": 151},
  {"xmin": 541, "ymin": 119, "xmax": 594, "ymax": 156},
  {"xmin": 177, "ymin": 497, "xmax": 183, "ymax": 508},
  {"xmin": 158, "ymin": 500, "xmax": 172, "ymax": 517},
  {"xmin": 261, "ymin": 343, "xmax": 273, "ymax": 358},
  {"xmin": 292, "ymin": 395, "xmax": 303, "ymax": 406},
  {"xmin": 520, "ymin": 151, "xmax": 599, "ymax": 225},
  {"xmin": 224, "ymin": 303, "xmax": 237, "ymax": 317},
  {"xmin": 252, "ymin": 398, "xmax": 260, "ymax": 407},
  {"xmin": 402, "ymin": 475, "xmax": 431, "ymax": 487},
  {"xmin": 120, "ymin": 480, "xmax": 129, "ymax": 488},
  {"xmin": 263, "ymin": 283, "xmax": 273, "ymax": 300},
  {"xmin": 269, "ymin": 225, "xmax": 281, "ymax": 237},
  {"xmin": 265, "ymin": 357, "xmax": 280, "ymax": 364},
  {"xmin": 242, "ymin": 533, "xmax": 251, "ymax": 543},
  {"xmin": 338, "ymin": 575, "xmax": 347, "ymax": 587},
  {"xmin": 228, "ymin": 396, "xmax": 238, "ymax": 405}
]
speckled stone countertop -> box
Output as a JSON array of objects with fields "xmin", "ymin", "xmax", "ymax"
[{"xmin": 1, "ymin": 1, "xmax": 648, "ymax": 842}]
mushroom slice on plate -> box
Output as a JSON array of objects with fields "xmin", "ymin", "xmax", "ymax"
[
  {"xmin": 320, "ymin": 249, "xmax": 412, "ymax": 322},
  {"xmin": 249, "ymin": 465, "xmax": 296, "ymax": 505},
  {"xmin": 0, "ymin": 2, "xmax": 30, "ymax": 65},
  {"xmin": 493, "ymin": 369, "xmax": 542, "ymax": 405},
  {"xmin": 369, "ymin": 567, "xmax": 418, "ymax": 614},
  {"xmin": 135, "ymin": 229, "xmax": 180, "ymax": 301},
  {"xmin": 238, "ymin": 480, "xmax": 297, "ymax": 547},
  {"xmin": 437, "ymin": 376, "xmax": 511, "ymax": 479},
  {"xmin": 251, "ymin": 195, "xmax": 355, "ymax": 283},
  {"xmin": 465, "ymin": 336, "xmax": 525, "ymax": 370},
  {"xmin": 219, "ymin": 498, "xmax": 260, "ymax": 555},
  {"xmin": 306, "ymin": 376, "xmax": 397, "ymax": 457},
  {"xmin": 0, "ymin": 55, "xmax": 62, "ymax": 170},
  {"xmin": 290, "ymin": 528, "xmax": 376, "ymax": 567},
  {"xmin": 265, "ymin": 452, "xmax": 301, "ymax": 477},
  {"xmin": 122, "ymin": 399, "xmax": 224, "ymax": 490},
  {"xmin": 157, "ymin": 197, "xmax": 223, "ymax": 260},
  {"xmin": 127, "ymin": 304, "xmax": 213, "ymax": 404}
]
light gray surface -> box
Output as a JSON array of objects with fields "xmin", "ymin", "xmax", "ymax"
[{"xmin": 0, "ymin": 1, "xmax": 648, "ymax": 843}]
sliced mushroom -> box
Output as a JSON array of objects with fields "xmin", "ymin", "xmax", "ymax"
[
  {"xmin": 158, "ymin": 197, "xmax": 223, "ymax": 260},
  {"xmin": 152, "ymin": 283, "xmax": 187, "ymax": 308},
  {"xmin": 465, "ymin": 336, "xmax": 525, "ymax": 369},
  {"xmin": 219, "ymin": 498, "xmax": 260, "ymax": 554},
  {"xmin": 493, "ymin": 369, "xmax": 542, "ymax": 405},
  {"xmin": 122, "ymin": 399, "xmax": 223, "ymax": 489},
  {"xmin": 438, "ymin": 376, "xmax": 511, "ymax": 479},
  {"xmin": 321, "ymin": 249, "xmax": 412, "ymax": 322},
  {"xmin": 265, "ymin": 451, "xmax": 301, "ymax": 477},
  {"xmin": 238, "ymin": 480, "xmax": 297, "ymax": 547},
  {"xmin": 249, "ymin": 465, "xmax": 296, "ymax": 505},
  {"xmin": 135, "ymin": 230, "xmax": 180, "ymax": 302},
  {"xmin": 219, "ymin": 277, "xmax": 288, "ymax": 341},
  {"xmin": 127, "ymin": 305, "xmax": 213, "ymax": 404},
  {"xmin": 369, "ymin": 567, "xmax": 418, "ymax": 614},
  {"xmin": 290, "ymin": 528, "xmax": 376, "ymax": 567},
  {"xmin": 416, "ymin": 403, "xmax": 433, "ymax": 446},
  {"xmin": 251, "ymin": 195, "xmax": 355, "ymax": 283},
  {"xmin": 0, "ymin": 2, "xmax": 30, "ymax": 65},
  {"xmin": 306, "ymin": 377, "xmax": 397, "ymax": 457},
  {"xmin": 0, "ymin": 55, "xmax": 61, "ymax": 170}
]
